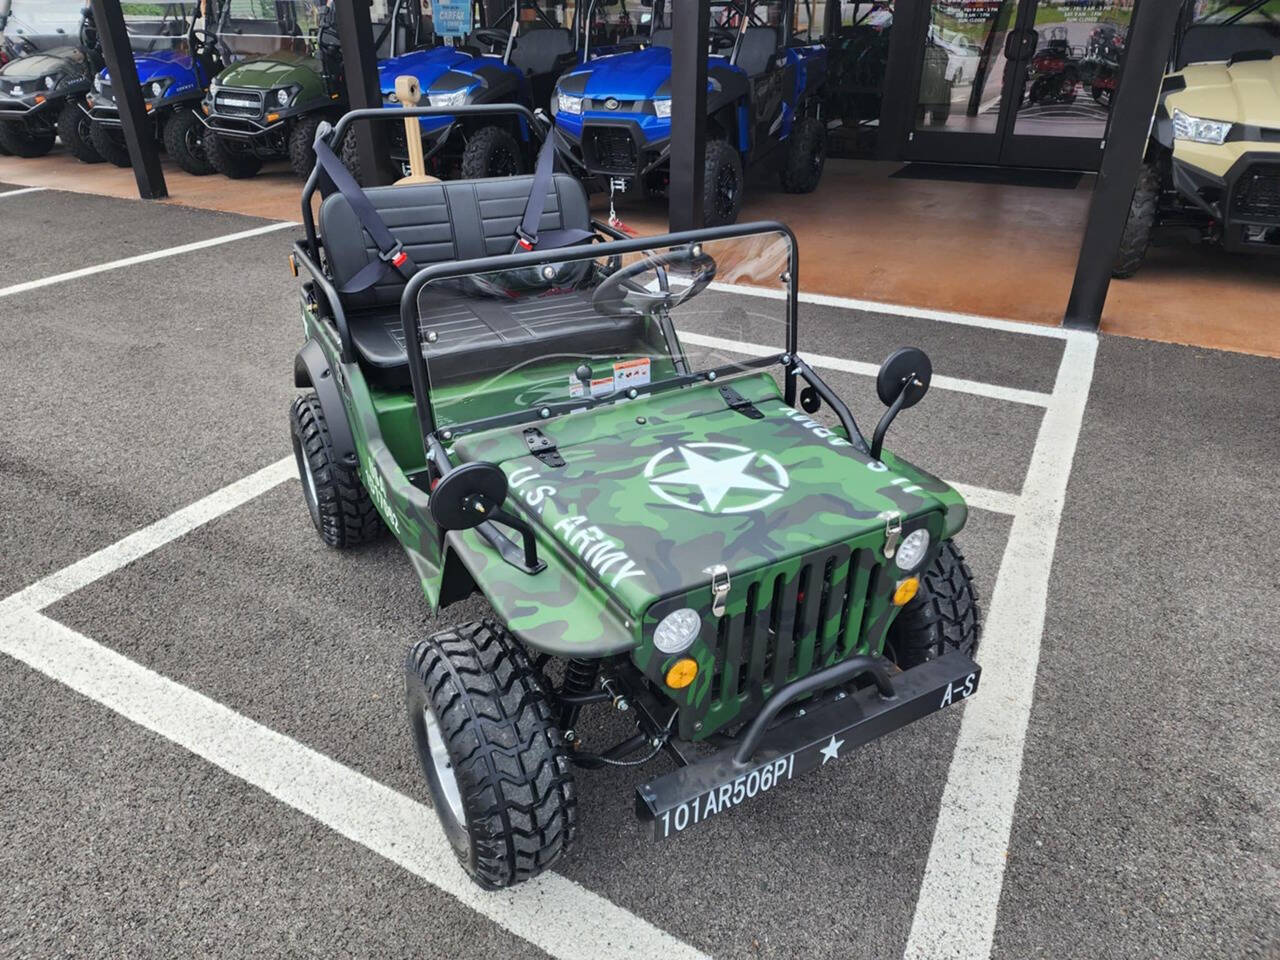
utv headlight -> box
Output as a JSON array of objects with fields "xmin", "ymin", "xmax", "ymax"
[
  {"xmin": 653, "ymin": 607, "xmax": 701, "ymax": 655},
  {"xmin": 45, "ymin": 74, "xmax": 61, "ymax": 91},
  {"xmin": 894, "ymin": 529, "xmax": 931, "ymax": 572},
  {"xmin": 653, "ymin": 98, "xmax": 672, "ymax": 119},
  {"xmin": 556, "ymin": 90, "xmax": 583, "ymax": 115},
  {"xmin": 1172, "ymin": 108, "xmax": 1232, "ymax": 145},
  {"xmin": 275, "ymin": 85, "xmax": 299, "ymax": 107},
  {"xmin": 92, "ymin": 75, "xmax": 102, "ymax": 92},
  {"xmin": 428, "ymin": 86, "xmax": 474, "ymax": 108},
  {"xmin": 150, "ymin": 80, "xmax": 167, "ymax": 99}
]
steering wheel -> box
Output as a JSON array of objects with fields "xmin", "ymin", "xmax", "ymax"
[
  {"xmin": 473, "ymin": 28, "xmax": 514, "ymax": 53},
  {"xmin": 189, "ymin": 28, "xmax": 228, "ymax": 63},
  {"xmin": 592, "ymin": 247, "xmax": 717, "ymax": 319},
  {"xmin": 709, "ymin": 27, "xmax": 736, "ymax": 52}
]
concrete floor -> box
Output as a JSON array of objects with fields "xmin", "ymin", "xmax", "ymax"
[
  {"xmin": 1, "ymin": 189, "xmax": 1276, "ymax": 960},
  {"xmin": 2, "ymin": 148, "xmax": 1277, "ymax": 357}
]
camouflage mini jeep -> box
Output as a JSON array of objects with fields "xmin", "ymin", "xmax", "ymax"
[{"xmin": 289, "ymin": 105, "xmax": 982, "ymax": 889}]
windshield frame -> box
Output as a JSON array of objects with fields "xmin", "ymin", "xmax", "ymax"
[{"xmin": 398, "ymin": 221, "xmax": 802, "ymax": 448}]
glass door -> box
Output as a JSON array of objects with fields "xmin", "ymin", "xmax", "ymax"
[{"xmin": 903, "ymin": 0, "xmax": 1135, "ymax": 170}]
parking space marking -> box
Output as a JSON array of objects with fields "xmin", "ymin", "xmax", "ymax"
[
  {"xmin": 0, "ymin": 608, "xmax": 708, "ymax": 960},
  {"xmin": 0, "ymin": 221, "xmax": 297, "ymax": 299},
  {"xmin": 945, "ymin": 482, "xmax": 1020, "ymax": 517},
  {"xmin": 0, "ymin": 457, "xmax": 295, "ymax": 617},
  {"xmin": 705, "ymin": 280, "xmax": 1070, "ymax": 339},
  {"xmin": 678, "ymin": 330, "xmax": 1053, "ymax": 407},
  {"xmin": 0, "ymin": 186, "xmax": 45, "ymax": 199},
  {"xmin": 904, "ymin": 330, "xmax": 1098, "ymax": 960}
]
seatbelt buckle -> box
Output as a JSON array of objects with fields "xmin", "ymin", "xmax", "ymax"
[
  {"xmin": 514, "ymin": 227, "xmax": 536, "ymax": 251},
  {"xmin": 380, "ymin": 240, "xmax": 408, "ymax": 270}
]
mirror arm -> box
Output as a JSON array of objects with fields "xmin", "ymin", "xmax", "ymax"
[
  {"xmin": 484, "ymin": 508, "xmax": 547, "ymax": 574},
  {"xmin": 870, "ymin": 378, "xmax": 915, "ymax": 462},
  {"xmin": 791, "ymin": 359, "xmax": 870, "ymax": 455}
]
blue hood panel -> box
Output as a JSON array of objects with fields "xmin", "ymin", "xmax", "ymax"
[
  {"xmin": 99, "ymin": 51, "xmax": 206, "ymax": 94},
  {"xmin": 376, "ymin": 47, "xmax": 519, "ymax": 95},
  {"xmin": 568, "ymin": 47, "xmax": 672, "ymax": 99}
]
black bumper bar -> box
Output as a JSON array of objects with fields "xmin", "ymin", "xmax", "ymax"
[{"xmin": 636, "ymin": 650, "xmax": 981, "ymax": 841}]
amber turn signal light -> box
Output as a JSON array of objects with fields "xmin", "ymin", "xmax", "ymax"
[
  {"xmin": 665, "ymin": 658, "xmax": 698, "ymax": 689},
  {"xmin": 893, "ymin": 577, "xmax": 920, "ymax": 606}
]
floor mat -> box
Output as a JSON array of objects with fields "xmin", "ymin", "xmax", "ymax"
[{"xmin": 890, "ymin": 163, "xmax": 1086, "ymax": 190}]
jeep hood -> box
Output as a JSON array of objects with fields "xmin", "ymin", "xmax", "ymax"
[
  {"xmin": 216, "ymin": 52, "xmax": 321, "ymax": 88},
  {"xmin": 0, "ymin": 47, "xmax": 83, "ymax": 80},
  {"xmin": 454, "ymin": 376, "xmax": 958, "ymax": 618},
  {"xmin": 1171, "ymin": 56, "xmax": 1280, "ymax": 127}
]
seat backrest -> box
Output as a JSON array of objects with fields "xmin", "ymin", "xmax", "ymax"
[
  {"xmin": 319, "ymin": 172, "xmax": 592, "ymax": 309},
  {"xmin": 736, "ymin": 26, "xmax": 777, "ymax": 77},
  {"xmin": 510, "ymin": 27, "xmax": 573, "ymax": 76},
  {"xmin": 1178, "ymin": 24, "xmax": 1280, "ymax": 68}
]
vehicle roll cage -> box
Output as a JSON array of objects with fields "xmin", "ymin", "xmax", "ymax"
[{"xmin": 295, "ymin": 104, "xmax": 870, "ymax": 481}]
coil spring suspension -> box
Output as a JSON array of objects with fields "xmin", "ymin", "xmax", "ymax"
[{"xmin": 559, "ymin": 657, "xmax": 600, "ymax": 733}]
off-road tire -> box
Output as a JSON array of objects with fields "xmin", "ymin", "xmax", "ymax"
[
  {"xmin": 0, "ymin": 117, "xmax": 55, "ymax": 157},
  {"xmin": 1112, "ymin": 160, "xmax": 1160, "ymax": 278},
  {"xmin": 780, "ymin": 115, "xmax": 826, "ymax": 193},
  {"xmin": 406, "ymin": 621, "xmax": 577, "ymax": 890},
  {"xmin": 89, "ymin": 121, "xmax": 132, "ymax": 167},
  {"xmin": 288, "ymin": 114, "xmax": 324, "ymax": 178},
  {"xmin": 289, "ymin": 393, "xmax": 383, "ymax": 548},
  {"xmin": 163, "ymin": 109, "xmax": 212, "ymax": 175},
  {"xmin": 57, "ymin": 100, "xmax": 102, "ymax": 163},
  {"xmin": 886, "ymin": 539, "xmax": 981, "ymax": 669},
  {"xmin": 204, "ymin": 131, "xmax": 263, "ymax": 179},
  {"xmin": 460, "ymin": 125, "xmax": 524, "ymax": 179},
  {"xmin": 703, "ymin": 139, "xmax": 743, "ymax": 227},
  {"xmin": 339, "ymin": 126, "xmax": 365, "ymax": 184}
]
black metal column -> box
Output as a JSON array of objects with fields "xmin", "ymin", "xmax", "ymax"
[
  {"xmin": 877, "ymin": 0, "xmax": 930, "ymax": 160},
  {"xmin": 669, "ymin": 0, "xmax": 709, "ymax": 231},
  {"xmin": 90, "ymin": 0, "xmax": 166, "ymax": 199},
  {"xmin": 1063, "ymin": 0, "xmax": 1182, "ymax": 330},
  {"xmin": 335, "ymin": 0, "xmax": 392, "ymax": 186}
]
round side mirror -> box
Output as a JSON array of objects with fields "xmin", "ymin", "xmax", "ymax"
[
  {"xmin": 428, "ymin": 462, "xmax": 509, "ymax": 531},
  {"xmin": 876, "ymin": 347, "xmax": 932, "ymax": 409}
]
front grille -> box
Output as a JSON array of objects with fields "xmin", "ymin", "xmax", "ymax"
[
  {"xmin": 213, "ymin": 88, "xmax": 263, "ymax": 119},
  {"xmin": 584, "ymin": 125, "xmax": 637, "ymax": 175},
  {"xmin": 703, "ymin": 544, "xmax": 879, "ymax": 726},
  {"xmin": 1233, "ymin": 164, "xmax": 1280, "ymax": 221}
]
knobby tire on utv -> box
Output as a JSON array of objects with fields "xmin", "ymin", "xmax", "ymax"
[
  {"xmin": 0, "ymin": 117, "xmax": 55, "ymax": 157},
  {"xmin": 204, "ymin": 131, "xmax": 263, "ymax": 179},
  {"xmin": 886, "ymin": 539, "xmax": 981, "ymax": 668},
  {"xmin": 57, "ymin": 100, "xmax": 102, "ymax": 163},
  {"xmin": 89, "ymin": 121, "xmax": 132, "ymax": 167},
  {"xmin": 1112, "ymin": 160, "xmax": 1161, "ymax": 279},
  {"xmin": 406, "ymin": 621, "xmax": 578, "ymax": 890},
  {"xmin": 289, "ymin": 393, "xmax": 384, "ymax": 548}
]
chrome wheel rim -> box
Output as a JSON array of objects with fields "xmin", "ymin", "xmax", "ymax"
[{"xmin": 423, "ymin": 707, "xmax": 465, "ymax": 826}]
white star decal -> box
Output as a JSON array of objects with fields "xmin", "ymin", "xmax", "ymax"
[
  {"xmin": 819, "ymin": 734, "xmax": 844, "ymax": 765},
  {"xmin": 649, "ymin": 445, "xmax": 785, "ymax": 513}
]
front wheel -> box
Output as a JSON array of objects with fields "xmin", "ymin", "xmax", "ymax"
[
  {"xmin": 779, "ymin": 115, "xmax": 826, "ymax": 194},
  {"xmin": 57, "ymin": 100, "xmax": 102, "ymax": 163},
  {"xmin": 89, "ymin": 121, "xmax": 132, "ymax": 167},
  {"xmin": 204, "ymin": 131, "xmax": 263, "ymax": 179},
  {"xmin": 1112, "ymin": 160, "xmax": 1161, "ymax": 278},
  {"xmin": 460, "ymin": 125, "xmax": 524, "ymax": 179},
  {"xmin": 288, "ymin": 114, "xmax": 324, "ymax": 178},
  {"xmin": 289, "ymin": 393, "xmax": 384, "ymax": 548},
  {"xmin": 703, "ymin": 139, "xmax": 744, "ymax": 227},
  {"xmin": 885, "ymin": 540, "xmax": 981, "ymax": 669},
  {"xmin": 406, "ymin": 621, "xmax": 577, "ymax": 890},
  {"xmin": 0, "ymin": 117, "xmax": 56, "ymax": 157},
  {"xmin": 163, "ymin": 109, "xmax": 213, "ymax": 175}
]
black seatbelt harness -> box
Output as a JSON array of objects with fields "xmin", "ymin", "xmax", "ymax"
[
  {"xmin": 513, "ymin": 130, "xmax": 595, "ymax": 254},
  {"xmin": 312, "ymin": 125, "xmax": 419, "ymax": 294}
]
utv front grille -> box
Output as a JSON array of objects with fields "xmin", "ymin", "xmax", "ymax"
[
  {"xmin": 583, "ymin": 125, "xmax": 638, "ymax": 176},
  {"xmin": 213, "ymin": 88, "xmax": 263, "ymax": 119},
  {"xmin": 703, "ymin": 544, "xmax": 880, "ymax": 727},
  {"xmin": 1232, "ymin": 164, "xmax": 1280, "ymax": 222}
]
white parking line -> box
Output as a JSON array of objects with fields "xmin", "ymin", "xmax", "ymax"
[
  {"xmin": 904, "ymin": 330, "xmax": 1098, "ymax": 960},
  {"xmin": 678, "ymin": 330, "xmax": 1053, "ymax": 408},
  {"xmin": 0, "ymin": 608, "xmax": 708, "ymax": 960},
  {"xmin": 0, "ymin": 221, "xmax": 297, "ymax": 299},
  {"xmin": 946, "ymin": 481, "xmax": 1020, "ymax": 517},
  {"xmin": 0, "ymin": 186, "xmax": 46, "ymax": 199}
]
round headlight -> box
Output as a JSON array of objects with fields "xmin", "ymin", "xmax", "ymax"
[
  {"xmin": 93, "ymin": 75, "xmax": 102, "ymax": 92},
  {"xmin": 276, "ymin": 87, "xmax": 291, "ymax": 106},
  {"xmin": 150, "ymin": 81, "xmax": 164, "ymax": 98},
  {"xmin": 895, "ymin": 529, "xmax": 930, "ymax": 572},
  {"xmin": 653, "ymin": 607, "xmax": 701, "ymax": 655},
  {"xmin": 45, "ymin": 75, "xmax": 57, "ymax": 90}
]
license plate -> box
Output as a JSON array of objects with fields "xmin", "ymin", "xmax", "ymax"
[{"xmin": 655, "ymin": 752, "xmax": 798, "ymax": 840}]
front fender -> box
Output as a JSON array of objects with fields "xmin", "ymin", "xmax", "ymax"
[{"xmin": 294, "ymin": 339, "xmax": 356, "ymax": 466}]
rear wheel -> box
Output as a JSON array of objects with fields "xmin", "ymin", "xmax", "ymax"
[
  {"xmin": 780, "ymin": 115, "xmax": 826, "ymax": 194},
  {"xmin": 163, "ymin": 109, "xmax": 213, "ymax": 175},
  {"xmin": 1112, "ymin": 160, "xmax": 1161, "ymax": 278},
  {"xmin": 406, "ymin": 621, "xmax": 578, "ymax": 890},
  {"xmin": 289, "ymin": 393, "xmax": 384, "ymax": 548},
  {"xmin": 460, "ymin": 125, "xmax": 524, "ymax": 179},
  {"xmin": 885, "ymin": 539, "xmax": 981, "ymax": 669},
  {"xmin": 288, "ymin": 114, "xmax": 324, "ymax": 178},
  {"xmin": 89, "ymin": 121, "xmax": 132, "ymax": 167},
  {"xmin": 703, "ymin": 139, "xmax": 743, "ymax": 227},
  {"xmin": 0, "ymin": 117, "xmax": 55, "ymax": 157},
  {"xmin": 57, "ymin": 100, "xmax": 102, "ymax": 163},
  {"xmin": 204, "ymin": 131, "xmax": 263, "ymax": 179}
]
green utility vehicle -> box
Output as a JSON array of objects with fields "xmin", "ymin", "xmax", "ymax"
[
  {"xmin": 289, "ymin": 105, "xmax": 982, "ymax": 888},
  {"xmin": 200, "ymin": 0, "xmax": 346, "ymax": 178},
  {"xmin": 1114, "ymin": 0, "xmax": 1280, "ymax": 275}
]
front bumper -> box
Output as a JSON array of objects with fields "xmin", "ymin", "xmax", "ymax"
[
  {"xmin": 0, "ymin": 94, "xmax": 56, "ymax": 119},
  {"xmin": 555, "ymin": 115, "xmax": 670, "ymax": 180},
  {"xmin": 636, "ymin": 649, "xmax": 980, "ymax": 840},
  {"xmin": 1172, "ymin": 149, "xmax": 1280, "ymax": 254}
]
